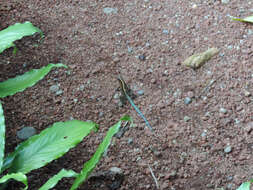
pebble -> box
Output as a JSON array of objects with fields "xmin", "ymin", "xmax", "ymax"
[
  {"xmin": 162, "ymin": 29, "xmax": 169, "ymax": 34},
  {"xmin": 55, "ymin": 89, "xmax": 63, "ymax": 95},
  {"xmin": 103, "ymin": 7, "xmax": 118, "ymax": 14},
  {"xmin": 154, "ymin": 150, "xmax": 162, "ymax": 158},
  {"xmin": 17, "ymin": 127, "xmax": 36, "ymax": 140},
  {"xmin": 79, "ymin": 84, "xmax": 85, "ymax": 91},
  {"xmin": 137, "ymin": 90, "xmax": 144, "ymax": 96},
  {"xmin": 49, "ymin": 84, "xmax": 59, "ymax": 93},
  {"xmin": 127, "ymin": 46, "xmax": 133, "ymax": 53},
  {"xmin": 138, "ymin": 55, "xmax": 146, "ymax": 61},
  {"xmin": 221, "ymin": 0, "xmax": 230, "ymax": 4},
  {"xmin": 184, "ymin": 116, "xmax": 191, "ymax": 122},
  {"xmin": 184, "ymin": 97, "xmax": 192, "ymax": 105},
  {"xmin": 109, "ymin": 167, "xmax": 122, "ymax": 174},
  {"xmin": 224, "ymin": 145, "xmax": 232, "ymax": 153},
  {"xmin": 219, "ymin": 108, "xmax": 227, "ymax": 114},
  {"xmin": 244, "ymin": 90, "xmax": 251, "ymax": 97},
  {"xmin": 127, "ymin": 138, "xmax": 133, "ymax": 145}
]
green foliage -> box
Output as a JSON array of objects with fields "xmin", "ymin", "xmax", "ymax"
[
  {"xmin": 38, "ymin": 169, "xmax": 78, "ymax": 190},
  {"xmin": 237, "ymin": 180, "xmax": 253, "ymax": 190},
  {"xmin": 1, "ymin": 120, "xmax": 98, "ymax": 174},
  {"xmin": 0, "ymin": 63, "xmax": 67, "ymax": 98},
  {"xmin": 71, "ymin": 116, "xmax": 130, "ymax": 189},
  {"xmin": 0, "ymin": 21, "xmax": 128, "ymax": 190},
  {"xmin": 0, "ymin": 173, "xmax": 28, "ymax": 190},
  {"xmin": 232, "ymin": 15, "xmax": 253, "ymax": 23},
  {"xmin": 0, "ymin": 103, "xmax": 5, "ymax": 171},
  {"xmin": 0, "ymin": 21, "xmax": 43, "ymax": 54}
]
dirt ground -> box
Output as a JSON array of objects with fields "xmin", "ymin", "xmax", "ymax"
[{"xmin": 0, "ymin": 0, "xmax": 253, "ymax": 190}]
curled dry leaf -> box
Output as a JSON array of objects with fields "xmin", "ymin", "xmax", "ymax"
[{"xmin": 182, "ymin": 48, "xmax": 219, "ymax": 69}]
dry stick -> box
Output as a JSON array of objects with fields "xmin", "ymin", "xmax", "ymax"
[{"xmin": 148, "ymin": 164, "xmax": 159, "ymax": 189}]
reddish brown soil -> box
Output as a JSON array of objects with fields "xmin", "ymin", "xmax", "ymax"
[{"xmin": 0, "ymin": 1, "xmax": 253, "ymax": 190}]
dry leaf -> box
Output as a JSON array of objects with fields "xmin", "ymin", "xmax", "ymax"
[{"xmin": 182, "ymin": 48, "xmax": 219, "ymax": 69}]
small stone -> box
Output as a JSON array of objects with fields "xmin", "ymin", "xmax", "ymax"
[
  {"xmin": 221, "ymin": 0, "xmax": 230, "ymax": 4},
  {"xmin": 184, "ymin": 97, "xmax": 192, "ymax": 105},
  {"xmin": 224, "ymin": 145, "xmax": 232, "ymax": 153},
  {"xmin": 154, "ymin": 151, "xmax": 162, "ymax": 158},
  {"xmin": 56, "ymin": 90, "xmax": 63, "ymax": 95},
  {"xmin": 138, "ymin": 55, "xmax": 146, "ymax": 61},
  {"xmin": 99, "ymin": 112, "xmax": 104, "ymax": 117},
  {"xmin": 127, "ymin": 46, "xmax": 133, "ymax": 53},
  {"xmin": 219, "ymin": 108, "xmax": 227, "ymax": 114},
  {"xmin": 137, "ymin": 90, "xmax": 144, "ymax": 96},
  {"xmin": 79, "ymin": 85, "xmax": 85, "ymax": 91},
  {"xmin": 103, "ymin": 7, "xmax": 118, "ymax": 14},
  {"xmin": 127, "ymin": 138, "xmax": 133, "ymax": 145},
  {"xmin": 17, "ymin": 127, "xmax": 36, "ymax": 140},
  {"xmin": 109, "ymin": 167, "xmax": 122, "ymax": 174},
  {"xmin": 184, "ymin": 116, "xmax": 191, "ymax": 122},
  {"xmin": 73, "ymin": 98, "xmax": 78, "ymax": 103},
  {"xmin": 244, "ymin": 90, "xmax": 251, "ymax": 97},
  {"xmin": 201, "ymin": 131, "xmax": 207, "ymax": 137},
  {"xmin": 162, "ymin": 29, "xmax": 169, "ymax": 34},
  {"xmin": 49, "ymin": 84, "xmax": 59, "ymax": 93}
]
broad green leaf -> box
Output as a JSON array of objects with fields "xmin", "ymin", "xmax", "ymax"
[
  {"xmin": 0, "ymin": 21, "xmax": 43, "ymax": 54},
  {"xmin": 71, "ymin": 116, "xmax": 132, "ymax": 190},
  {"xmin": 0, "ymin": 172, "xmax": 28, "ymax": 190},
  {"xmin": 39, "ymin": 169, "xmax": 78, "ymax": 190},
  {"xmin": 237, "ymin": 181, "xmax": 250, "ymax": 190},
  {"xmin": 2, "ymin": 120, "xmax": 98, "ymax": 174},
  {"xmin": 232, "ymin": 15, "xmax": 253, "ymax": 23},
  {"xmin": 237, "ymin": 179, "xmax": 253, "ymax": 190},
  {"xmin": 0, "ymin": 63, "xmax": 67, "ymax": 98},
  {"xmin": 0, "ymin": 102, "xmax": 5, "ymax": 171}
]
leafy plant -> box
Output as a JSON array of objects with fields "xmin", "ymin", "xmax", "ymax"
[
  {"xmin": 232, "ymin": 15, "xmax": 253, "ymax": 23},
  {"xmin": 0, "ymin": 21, "xmax": 130, "ymax": 190},
  {"xmin": 0, "ymin": 21, "xmax": 43, "ymax": 54},
  {"xmin": 236, "ymin": 179, "xmax": 253, "ymax": 190}
]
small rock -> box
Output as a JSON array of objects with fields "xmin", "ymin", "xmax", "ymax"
[
  {"xmin": 138, "ymin": 55, "xmax": 146, "ymax": 61},
  {"xmin": 17, "ymin": 127, "xmax": 36, "ymax": 140},
  {"xmin": 162, "ymin": 29, "xmax": 169, "ymax": 34},
  {"xmin": 109, "ymin": 167, "xmax": 122, "ymax": 174},
  {"xmin": 221, "ymin": 0, "xmax": 230, "ymax": 4},
  {"xmin": 137, "ymin": 90, "xmax": 144, "ymax": 96},
  {"xmin": 49, "ymin": 84, "xmax": 59, "ymax": 93},
  {"xmin": 224, "ymin": 145, "xmax": 232, "ymax": 153},
  {"xmin": 201, "ymin": 131, "xmax": 207, "ymax": 137},
  {"xmin": 103, "ymin": 7, "xmax": 118, "ymax": 14},
  {"xmin": 184, "ymin": 116, "xmax": 191, "ymax": 122},
  {"xmin": 184, "ymin": 97, "xmax": 192, "ymax": 105},
  {"xmin": 127, "ymin": 138, "xmax": 133, "ymax": 145},
  {"xmin": 154, "ymin": 150, "xmax": 162, "ymax": 158},
  {"xmin": 244, "ymin": 90, "xmax": 251, "ymax": 97},
  {"xmin": 79, "ymin": 84, "xmax": 85, "ymax": 91},
  {"xmin": 127, "ymin": 46, "xmax": 133, "ymax": 53},
  {"xmin": 56, "ymin": 89, "xmax": 63, "ymax": 95},
  {"xmin": 219, "ymin": 108, "xmax": 227, "ymax": 114}
]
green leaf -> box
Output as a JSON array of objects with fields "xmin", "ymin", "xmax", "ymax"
[
  {"xmin": 0, "ymin": 173, "xmax": 28, "ymax": 190},
  {"xmin": 237, "ymin": 181, "xmax": 251, "ymax": 190},
  {"xmin": 0, "ymin": 102, "xmax": 5, "ymax": 171},
  {"xmin": 39, "ymin": 169, "xmax": 78, "ymax": 190},
  {"xmin": 232, "ymin": 15, "xmax": 253, "ymax": 23},
  {"xmin": 0, "ymin": 21, "xmax": 43, "ymax": 54},
  {"xmin": 0, "ymin": 63, "xmax": 67, "ymax": 98},
  {"xmin": 71, "ymin": 116, "xmax": 132, "ymax": 190},
  {"xmin": 2, "ymin": 120, "xmax": 98, "ymax": 174}
]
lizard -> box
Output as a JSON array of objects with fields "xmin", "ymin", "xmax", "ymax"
[{"xmin": 117, "ymin": 75, "xmax": 153, "ymax": 132}]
